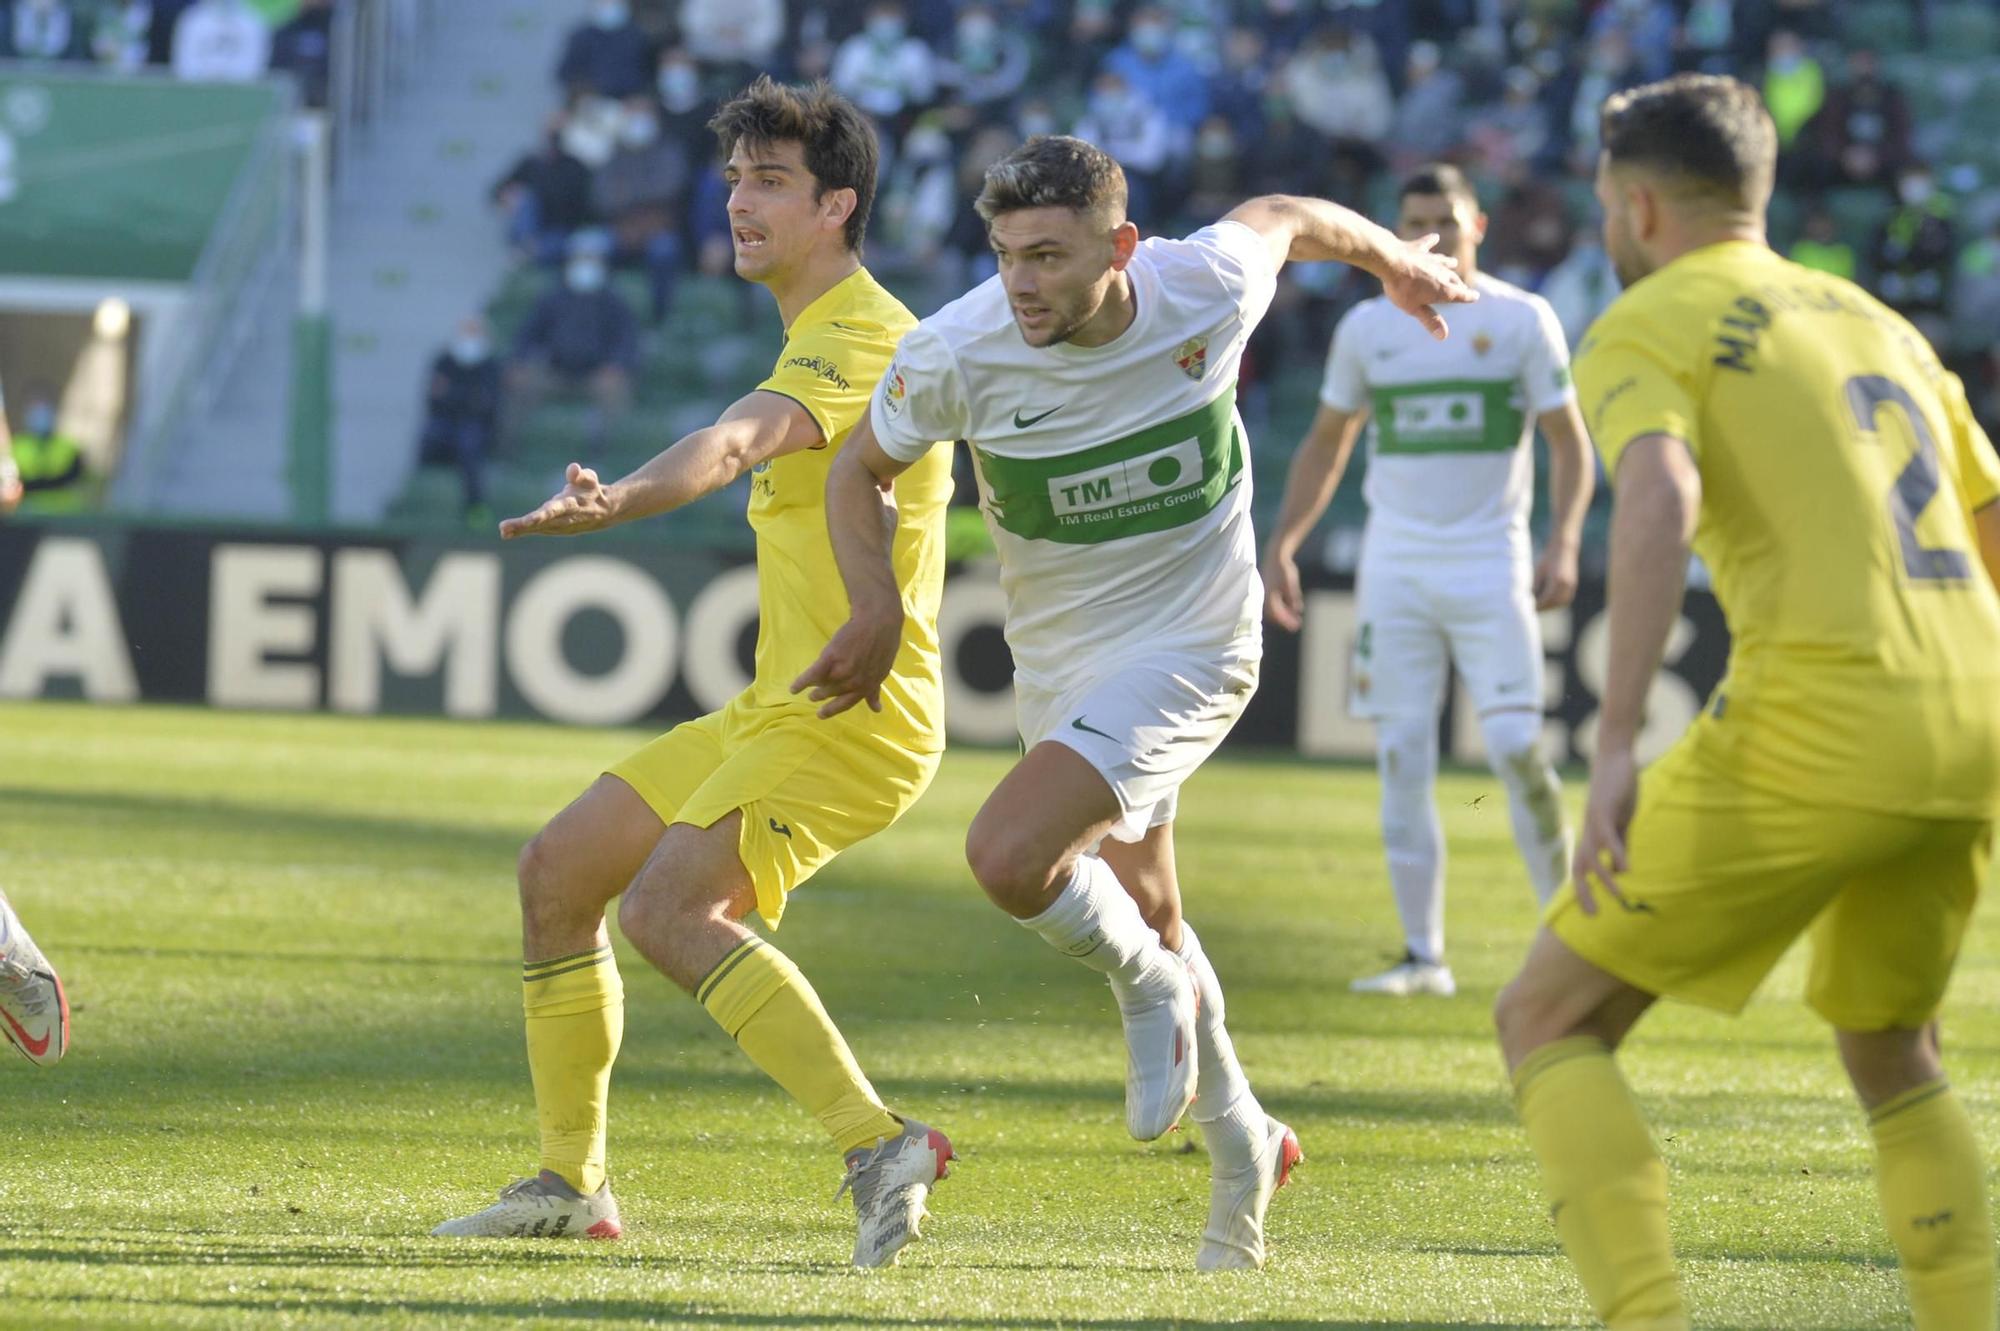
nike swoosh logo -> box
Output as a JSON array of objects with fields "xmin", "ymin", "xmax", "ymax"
[
  {"xmin": 1013, "ymin": 405, "xmax": 1064, "ymax": 429},
  {"xmin": 0, "ymin": 1003, "xmax": 50, "ymax": 1058},
  {"xmin": 1070, "ymin": 716, "xmax": 1118, "ymax": 742}
]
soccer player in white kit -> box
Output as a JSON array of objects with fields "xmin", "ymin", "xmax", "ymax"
[
  {"xmin": 1264, "ymin": 165, "xmax": 1596, "ymax": 998},
  {"xmin": 795, "ymin": 136, "xmax": 1473, "ymax": 1267}
]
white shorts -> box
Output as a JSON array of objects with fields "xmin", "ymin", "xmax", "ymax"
[
  {"xmin": 1017, "ymin": 649, "xmax": 1260, "ymax": 843},
  {"xmin": 1350, "ymin": 543, "xmax": 1543, "ymax": 723}
]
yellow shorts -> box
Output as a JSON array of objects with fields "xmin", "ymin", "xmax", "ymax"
[
  {"xmin": 1547, "ymin": 733, "xmax": 1991, "ymax": 1029},
  {"xmin": 607, "ymin": 700, "xmax": 939, "ymax": 930}
]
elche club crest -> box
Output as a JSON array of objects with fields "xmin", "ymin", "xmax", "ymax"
[{"xmin": 1173, "ymin": 336, "xmax": 1209, "ymax": 381}]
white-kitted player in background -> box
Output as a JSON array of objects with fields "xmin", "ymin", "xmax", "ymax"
[{"xmin": 1263, "ymin": 164, "xmax": 1596, "ymax": 998}]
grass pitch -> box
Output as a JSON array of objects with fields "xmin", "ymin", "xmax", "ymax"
[{"xmin": 1, "ymin": 701, "xmax": 1996, "ymax": 1330}]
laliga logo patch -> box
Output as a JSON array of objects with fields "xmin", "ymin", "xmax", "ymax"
[
  {"xmin": 883, "ymin": 369, "xmax": 907, "ymax": 418},
  {"xmin": 1172, "ymin": 336, "xmax": 1209, "ymax": 381}
]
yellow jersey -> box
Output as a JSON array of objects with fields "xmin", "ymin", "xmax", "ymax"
[
  {"xmin": 1576, "ymin": 240, "xmax": 2000, "ymax": 818},
  {"xmin": 746, "ymin": 267, "xmax": 953, "ymax": 752}
]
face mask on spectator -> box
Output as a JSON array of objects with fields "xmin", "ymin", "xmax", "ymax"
[
  {"xmin": 906, "ymin": 127, "xmax": 950, "ymax": 163},
  {"xmin": 1197, "ymin": 127, "xmax": 1233, "ymax": 159},
  {"xmin": 593, "ymin": 1, "xmax": 628, "ymax": 28},
  {"xmin": 867, "ymin": 15, "xmax": 906, "ymax": 45},
  {"xmin": 1019, "ymin": 109, "xmax": 1057, "ymax": 137},
  {"xmin": 25, "ymin": 404, "xmax": 55, "ymax": 437},
  {"xmin": 567, "ymin": 259, "xmax": 608, "ymax": 292},
  {"xmin": 452, "ymin": 336, "xmax": 490, "ymax": 364},
  {"xmin": 620, "ymin": 113, "xmax": 659, "ymax": 148},
  {"xmin": 957, "ymin": 14, "xmax": 998, "ymax": 52},
  {"xmin": 1900, "ymin": 174, "xmax": 1934, "ymax": 207},
  {"xmin": 1131, "ymin": 22, "xmax": 1169, "ymax": 57},
  {"xmin": 1771, "ymin": 52, "xmax": 1802, "ymax": 75},
  {"xmin": 659, "ymin": 66, "xmax": 699, "ymax": 107}
]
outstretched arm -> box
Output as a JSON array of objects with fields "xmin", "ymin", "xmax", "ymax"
[
  {"xmin": 791, "ymin": 414, "xmax": 915, "ymax": 718},
  {"xmin": 1532, "ymin": 402, "xmax": 1596, "ymax": 610},
  {"xmin": 1223, "ymin": 194, "xmax": 1477, "ymax": 339},
  {"xmin": 499, "ymin": 389, "xmax": 821, "ymax": 538},
  {"xmin": 1262, "ymin": 403, "xmax": 1366, "ymax": 631}
]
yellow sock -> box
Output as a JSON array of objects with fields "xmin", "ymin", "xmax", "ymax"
[
  {"xmin": 1870, "ymin": 1080, "xmax": 1997, "ymax": 1331},
  {"xmin": 1514, "ymin": 1037, "xmax": 1688, "ymax": 1331},
  {"xmin": 523, "ymin": 943, "xmax": 623, "ymax": 1195},
  {"xmin": 698, "ymin": 937, "xmax": 900, "ymax": 1154}
]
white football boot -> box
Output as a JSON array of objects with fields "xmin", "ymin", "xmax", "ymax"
[
  {"xmin": 432, "ymin": 1170, "xmax": 622, "ymax": 1239},
  {"xmin": 0, "ymin": 889, "xmax": 69, "ymax": 1067},
  {"xmin": 1349, "ymin": 952, "xmax": 1456, "ymax": 998},
  {"xmin": 1197, "ymin": 1116, "xmax": 1303, "ymax": 1271},
  {"xmin": 838, "ymin": 1117, "xmax": 954, "ymax": 1268},
  {"xmin": 1118, "ymin": 956, "xmax": 1200, "ymax": 1140}
]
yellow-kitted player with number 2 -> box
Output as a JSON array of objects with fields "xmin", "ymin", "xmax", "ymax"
[{"xmin": 1494, "ymin": 75, "xmax": 2000, "ymax": 1330}]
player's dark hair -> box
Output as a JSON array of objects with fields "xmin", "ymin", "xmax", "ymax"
[
  {"xmin": 974, "ymin": 135, "xmax": 1128, "ymax": 228},
  {"xmin": 1399, "ymin": 163, "xmax": 1479, "ymax": 213},
  {"xmin": 709, "ymin": 76, "xmax": 879, "ymax": 253},
  {"xmin": 1600, "ymin": 74, "xmax": 1776, "ymax": 210}
]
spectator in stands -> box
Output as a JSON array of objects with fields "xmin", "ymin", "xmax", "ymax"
[
  {"xmin": 1788, "ymin": 204, "xmax": 1856, "ymax": 280},
  {"xmin": 940, "ymin": 5, "xmax": 1030, "ymax": 111},
  {"xmin": 269, "ymin": 0, "xmax": 334, "ymax": 109},
  {"xmin": 1388, "ymin": 39, "xmax": 1463, "ymax": 171},
  {"xmin": 1800, "ymin": 47, "xmax": 1911, "ymax": 192},
  {"xmin": 419, "ymin": 316, "xmax": 503, "ymax": 522},
  {"xmin": 1540, "ymin": 232, "xmax": 1621, "ymax": 352},
  {"xmin": 1207, "ymin": 26, "xmax": 1272, "ymax": 145},
  {"xmin": 831, "ymin": 2, "xmax": 938, "ymax": 126},
  {"xmin": 1588, "ymin": 0, "xmax": 1677, "ymax": 82},
  {"xmin": 679, "ymin": 0, "xmax": 783, "ymax": 81},
  {"xmin": 6, "ymin": 387, "xmax": 87, "ymax": 511},
  {"xmin": 1103, "ymin": 5, "xmax": 1210, "ymax": 137},
  {"xmin": 1468, "ymin": 66, "xmax": 1551, "ymax": 176},
  {"xmin": 593, "ymin": 96, "xmax": 688, "ymax": 325},
  {"xmin": 508, "ymin": 235, "xmax": 638, "ymax": 454},
  {"xmin": 9, "ymin": 0, "xmax": 80, "ymax": 61},
  {"xmin": 1482, "ymin": 158, "xmax": 1576, "ymax": 286},
  {"xmin": 1563, "ymin": 28, "xmax": 1640, "ymax": 161},
  {"xmin": 876, "ymin": 116, "xmax": 957, "ymax": 264},
  {"xmin": 493, "ymin": 115, "xmax": 598, "ymax": 265},
  {"xmin": 171, "ymin": 0, "xmax": 269, "ymax": 82},
  {"xmin": 1678, "ymin": 0, "xmax": 1737, "ymax": 74},
  {"xmin": 1184, "ymin": 115, "xmax": 1248, "ymax": 224},
  {"xmin": 654, "ymin": 46, "xmax": 710, "ymax": 154},
  {"xmin": 557, "ymin": 0, "xmax": 653, "ymax": 101},
  {"xmin": 1760, "ymin": 30, "xmax": 1823, "ymax": 146},
  {"xmin": 1057, "ymin": 0, "xmax": 1120, "ymax": 85},
  {"xmin": 91, "ymin": 1, "xmax": 155, "ymax": 71},
  {"xmin": 1871, "ymin": 163, "xmax": 1957, "ymax": 341},
  {"xmin": 1283, "ymin": 24, "xmax": 1392, "ymax": 150},
  {"xmin": 1071, "ymin": 70, "xmax": 1175, "ymax": 225}
]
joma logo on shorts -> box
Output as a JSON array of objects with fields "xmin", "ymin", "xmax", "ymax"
[{"xmin": 1048, "ymin": 438, "xmax": 1202, "ymax": 517}]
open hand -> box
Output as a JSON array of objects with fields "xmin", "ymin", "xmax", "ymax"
[
  {"xmin": 1263, "ymin": 550, "xmax": 1304, "ymax": 632},
  {"xmin": 499, "ymin": 463, "xmax": 615, "ymax": 539},
  {"xmin": 1571, "ymin": 746, "xmax": 1639, "ymax": 917},
  {"xmin": 790, "ymin": 609, "xmax": 903, "ymax": 719},
  {"xmin": 1382, "ymin": 233, "xmax": 1478, "ymax": 341}
]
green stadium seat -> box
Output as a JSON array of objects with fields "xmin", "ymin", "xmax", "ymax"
[
  {"xmin": 1931, "ymin": 4, "xmax": 2000, "ymax": 56},
  {"xmin": 1843, "ymin": 0, "xmax": 1920, "ymax": 53}
]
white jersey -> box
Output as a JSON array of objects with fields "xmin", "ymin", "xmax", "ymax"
[
  {"xmin": 1320, "ymin": 273, "xmax": 1576, "ymax": 556},
  {"xmin": 873, "ymin": 221, "xmax": 1278, "ymax": 691}
]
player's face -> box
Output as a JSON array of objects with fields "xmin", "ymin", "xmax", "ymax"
[
  {"xmin": 1596, "ymin": 155, "xmax": 1652, "ymax": 288},
  {"xmin": 988, "ymin": 207, "xmax": 1126, "ymax": 347},
  {"xmin": 1397, "ymin": 192, "xmax": 1482, "ymax": 272},
  {"xmin": 723, "ymin": 140, "xmax": 847, "ymax": 284}
]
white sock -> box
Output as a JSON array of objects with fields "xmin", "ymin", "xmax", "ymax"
[
  {"xmin": 1378, "ymin": 715, "xmax": 1446, "ymax": 964},
  {"xmin": 1177, "ymin": 923, "xmax": 1265, "ymax": 1176},
  {"xmin": 1481, "ymin": 711, "xmax": 1570, "ymax": 905},
  {"xmin": 1019, "ymin": 854, "xmax": 1172, "ymax": 1003}
]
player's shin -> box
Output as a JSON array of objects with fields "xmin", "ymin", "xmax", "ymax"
[
  {"xmin": 1868, "ymin": 1079, "xmax": 1997, "ymax": 1330},
  {"xmin": 1175, "ymin": 923, "xmax": 1262, "ymax": 1172},
  {"xmin": 1481, "ymin": 710, "xmax": 1570, "ymax": 904},
  {"xmin": 1020, "ymin": 854, "xmax": 1178, "ymax": 999},
  {"xmin": 697, "ymin": 937, "xmax": 900, "ymax": 1154},
  {"xmin": 1378, "ymin": 715, "xmax": 1447, "ymax": 963},
  {"xmin": 1513, "ymin": 1036, "xmax": 1688, "ymax": 1330},
  {"xmin": 523, "ymin": 943, "xmax": 624, "ymax": 1195}
]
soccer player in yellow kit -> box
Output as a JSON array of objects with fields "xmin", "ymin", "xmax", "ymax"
[
  {"xmin": 1493, "ymin": 76, "xmax": 2000, "ymax": 1329},
  {"xmin": 433, "ymin": 79, "xmax": 956, "ymax": 1268}
]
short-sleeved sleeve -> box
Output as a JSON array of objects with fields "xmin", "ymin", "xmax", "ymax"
[
  {"xmin": 1317, "ymin": 307, "xmax": 1368, "ymax": 413},
  {"xmin": 757, "ymin": 323, "xmax": 875, "ymax": 447},
  {"xmin": 1520, "ymin": 295, "xmax": 1579, "ymax": 416},
  {"xmin": 1574, "ymin": 326, "xmax": 1702, "ymax": 480},
  {"xmin": 1191, "ymin": 220, "xmax": 1280, "ymax": 329},
  {"xmin": 869, "ymin": 322, "xmax": 967, "ymax": 464},
  {"xmin": 1942, "ymin": 367, "xmax": 2000, "ymax": 513}
]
